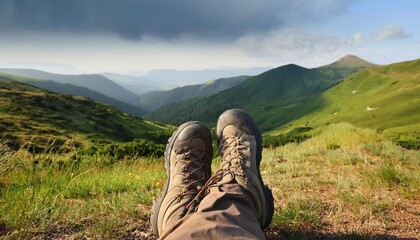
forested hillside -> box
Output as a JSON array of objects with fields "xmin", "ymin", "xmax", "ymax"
[{"xmin": 139, "ymin": 76, "xmax": 248, "ymax": 111}]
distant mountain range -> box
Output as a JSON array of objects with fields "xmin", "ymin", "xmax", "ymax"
[
  {"xmin": 2, "ymin": 54, "xmax": 417, "ymax": 140},
  {"xmin": 145, "ymin": 55, "xmax": 419, "ymax": 138},
  {"xmin": 100, "ymin": 72, "xmax": 165, "ymax": 95},
  {"xmin": 144, "ymin": 55, "xmax": 382, "ymax": 130},
  {"xmin": 138, "ymin": 76, "xmax": 249, "ymax": 111},
  {"xmin": 0, "ymin": 71, "xmax": 147, "ymax": 116},
  {"xmin": 101, "ymin": 67, "xmax": 269, "ymax": 94},
  {"xmin": 0, "ymin": 68, "xmax": 259, "ymax": 116},
  {"xmin": 142, "ymin": 67, "xmax": 269, "ymax": 85},
  {"xmin": 0, "ymin": 61, "xmax": 85, "ymax": 75},
  {"xmin": 0, "ymin": 68, "xmax": 140, "ymax": 107}
]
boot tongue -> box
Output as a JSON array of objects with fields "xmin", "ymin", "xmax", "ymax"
[
  {"xmin": 179, "ymin": 137, "xmax": 207, "ymax": 152},
  {"xmin": 222, "ymin": 124, "xmax": 240, "ymax": 137}
]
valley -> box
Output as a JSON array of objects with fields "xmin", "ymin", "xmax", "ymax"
[{"xmin": 0, "ymin": 55, "xmax": 419, "ymax": 239}]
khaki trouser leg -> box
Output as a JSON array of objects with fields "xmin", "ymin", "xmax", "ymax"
[{"xmin": 160, "ymin": 183, "xmax": 266, "ymax": 240}]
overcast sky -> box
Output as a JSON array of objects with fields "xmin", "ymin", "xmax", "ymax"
[{"xmin": 0, "ymin": 0, "xmax": 419, "ymax": 74}]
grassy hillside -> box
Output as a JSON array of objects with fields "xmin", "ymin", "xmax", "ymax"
[
  {"xmin": 139, "ymin": 76, "xmax": 249, "ymax": 111},
  {"xmin": 25, "ymin": 78, "xmax": 147, "ymax": 116},
  {"xmin": 0, "ymin": 72, "xmax": 147, "ymax": 116},
  {"xmin": 0, "ymin": 68, "xmax": 141, "ymax": 107},
  {"xmin": 0, "ymin": 79, "xmax": 164, "ymax": 152},
  {"xmin": 272, "ymin": 59, "xmax": 420, "ymax": 143},
  {"xmin": 1, "ymin": 123, "xmax": 418, "ymax": 239},
  {"xmin": 145, "ymin": 56, "xmax": 372, "ymax": 130}
]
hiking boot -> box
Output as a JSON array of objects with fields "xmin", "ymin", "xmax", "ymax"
[
  {"xmin": 151, "ymin": 121, "xmax": 213, "ymax": 237},
  {"xmin": 216, "ymin": 109, "xmax": 274, "ymax": 229}
]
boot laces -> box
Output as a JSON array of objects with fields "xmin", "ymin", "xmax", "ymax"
[
  {"xmin": 174, "ymin": 147, "xmax": 209, "ymax": 203},
  {"xmin": 219, "ymin": 135, "xmax": 249, "ymax": 177},
  {"xmin": 186, "ymin": 135, "xmax": 250, "ymax": 209}
]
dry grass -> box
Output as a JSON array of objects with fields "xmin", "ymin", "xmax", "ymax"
[{"xmin": 262, "ymin": 123, "xmax": 419, "ymax": 239}]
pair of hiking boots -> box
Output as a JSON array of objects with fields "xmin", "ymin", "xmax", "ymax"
[{"xmin": 151, "ymin": 109, "xmax": 274, "ymax": 236}]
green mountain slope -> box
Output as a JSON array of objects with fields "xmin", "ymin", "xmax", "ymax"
[
  {"xmin": 139, "ymin": 76, "xmax": 249, "ymax": 111},
  {"xmin": 273, "ymin": 58, "xmax": 420, "ymax": 137},
  {"xmin": 0, "ymin": 72, "xmax": 147, "ymax": 116},
  {"xmin": 145, "ymin": 55, "xmax": 374, "ymax": 130},
  {"xmin": 0, "ymin": 68, "xmax": 140, "ymax": 106},
  {"xmin": 0, "ymin": 78, "xmax": 164, "ymax": 152}
]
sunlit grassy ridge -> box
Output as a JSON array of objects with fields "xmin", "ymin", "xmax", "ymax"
[
  {"xmin": 0, "ymin": 79, "xmax": 166, "ymax": 151},
  {"xmin": 275, "ymin": 59, "xmax": 420, "ymax": 139},
  {"xmin": 1, "ymin": 123, "xmax": 418, "ymax": 239}
]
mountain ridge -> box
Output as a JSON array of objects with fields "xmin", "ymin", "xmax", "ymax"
[
  {"xmin": 144, "ymin": 55, "xmax": 374, "ymax": 129},
  {"xmin": 0, "ymin": 68, "xmax": 140, "ymax": 107},
  {"xmin": 324, "ymin": 54, "xmax": 378, "ymax": 68},
  {"xmin": 275, "ymin": 58, "xmax": 420, "ymax": 134},
  {"xmin": 0, "ymin": 72, "xmax": 147, "ymax": 116},
  {"xmin": 145, "ymin": 57, "xmax": 418, "ymax": 138}
]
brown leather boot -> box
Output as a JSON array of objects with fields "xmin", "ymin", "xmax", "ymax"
[
  {"xmin": 151, "ymin": 121, "xmax": 213, "ymax": 237},
  {"xmin": 215, "ymin": 109, "xmax": 274, "ymax": 229}
]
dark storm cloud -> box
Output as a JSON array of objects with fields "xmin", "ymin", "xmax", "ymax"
[{"xmin": 0, "ymin": 0, "xmax": 355, "ymax": 40}]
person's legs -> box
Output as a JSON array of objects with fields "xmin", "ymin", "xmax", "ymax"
[
  {"xmin": 161, "ymin": 183, "xmax": 265, "ymax": 239},
  {"xmin": 157, "ymin": 109, "xmax": 274, "ymax": 239},
  {"xmin": 150, "ymin": 121, "xmax": 213, "ymax": 238}
]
